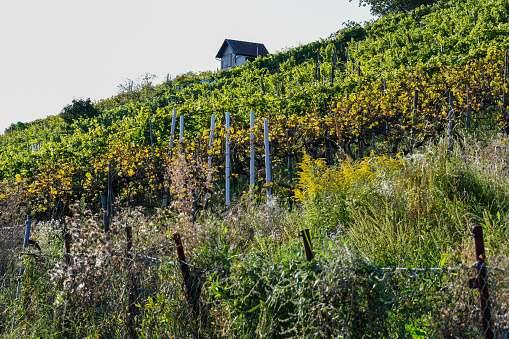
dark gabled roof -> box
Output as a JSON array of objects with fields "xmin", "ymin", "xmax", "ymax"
[
  {"xmin": 215, "ymin": 39, "xmax": 269, "ymax": 59},
  {"xmin": 397, "ymin": 6, "xmax": 414, "ymax": 13}
]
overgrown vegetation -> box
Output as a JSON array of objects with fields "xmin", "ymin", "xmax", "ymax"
[
  {"xmin": 1, "ymin": 0, "xmax": 509, "ymax": 336},
  {"xmin": 1, "ymin": 132, "xmax": 508, "ymax": 337}
]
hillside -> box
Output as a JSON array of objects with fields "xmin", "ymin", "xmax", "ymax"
[
  {"xmin": 0, "ymin": 0, "xmax": 508, "ymax": 221},
  {"xmin": 1, "ymin": 0, "xmax": 509, "ymax": 337}
]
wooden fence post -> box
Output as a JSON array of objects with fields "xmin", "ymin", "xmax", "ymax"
[
  {"xmin": 299, "ymin": 229, "xmax": 314, "ymax": 262},
  {"xmin": 469, "ymin": 226, "xmax": 494, "ymax": 339},
  {"xmin": 172, "ymin": 233, "xmax": 199, "ymax": 315}
]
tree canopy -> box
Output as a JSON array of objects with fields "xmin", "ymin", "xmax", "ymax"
[
  {"xmin": 60, "ymin": 98, "xmax": 100, "ymax": 125},
  {"xmin": 354, "ymin": 0, "xmax": 437, "ymax": 16}
]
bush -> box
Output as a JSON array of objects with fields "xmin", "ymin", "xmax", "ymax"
[{"xmin": 60, "ymin": 98, "xmax": 100, "ymax": 125}]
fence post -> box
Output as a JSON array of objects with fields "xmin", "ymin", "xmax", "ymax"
[
  {"xmin": 226, "ymin": 111, "xmax": 231, "ymax": 207},
  {"xmin": 172, "ymin": 233, "xmax": 198, "ymax": 315},
  {"xmin": 299, "ymin": 229, "xmax": 314, "ymax": 262},
  {"xmin": 11, "ymin": 215, "xmax": 32, "ymax": 332},
  {"xmin": 470, "ymin": 225, "xmax": 494, "ymax": 339},
  {"xmin": 125, "ymin": 226, "xmax": 137, "ymax": 339},
  {"xmin": 264, "ymin": 119, "xmax": 272, "ymax": 202}
]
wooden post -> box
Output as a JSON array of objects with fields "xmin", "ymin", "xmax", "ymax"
[
  {"xmin": 226, "ymin": 111, "xmax": 231, "ymax": 207},
  {"xmin": 11, "ymin": 215, "xmax": 32, "ymax": 332},
  {"xmin": 172, "ymin": 233, "xmax": 198, "ymax": 315},
  {"xmin": 448, "ymin": 91, "xmax": 454, "ymax": 153},
  {"xmin": 469, "ymin": 226, "xmax": 494, "ymax": 339},
  {"xmin": 264, "ymin": 119, "xmax": 272, "ymax": 202},
  {"xmin": 299, "ymin": 229, "xmax": 314, "ymax": 262},
  {"xmin": 250, "ymin": 111, "xmax": 255, "ymax": 193}
]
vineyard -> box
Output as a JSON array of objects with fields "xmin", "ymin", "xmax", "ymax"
[{"xmin": 1, "ymin": 0, "xmax": 509, "ymax": 337}]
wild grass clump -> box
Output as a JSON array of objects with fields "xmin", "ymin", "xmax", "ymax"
[{"xmin": 293, "ymin": 136, "xmax": 509, "ymax": 267}]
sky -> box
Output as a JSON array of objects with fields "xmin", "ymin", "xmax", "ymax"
[{"xmin": 0, "ymin": 0, "xmax": 373, "ymax": 134}]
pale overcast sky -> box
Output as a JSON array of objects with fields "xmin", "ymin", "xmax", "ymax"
[{"xmin": 0, "ymin": 0, "xmax": 372, "ymax": 133}]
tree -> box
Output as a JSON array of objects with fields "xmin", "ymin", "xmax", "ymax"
[
  {"xmin": 353, "ymin": 0, "xmax": 437, "ymax": 16},
  {"xmin": 4, "ymin": 121, "xmax": 28, "ymax": 134},
  {"xmin": 60, "ymin": 98, "xmax": 100, "ymax": 125}
]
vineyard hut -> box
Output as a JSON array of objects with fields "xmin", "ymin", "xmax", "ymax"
[
  {"xmin": 216, "ymin": 39, "xmax": 269, "ymax": 70},
  {"xmin": 397, "ymin": 6, "xmax": 414, "ymax": 13}
]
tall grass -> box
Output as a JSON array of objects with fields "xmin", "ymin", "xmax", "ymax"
[{"xmin": 2, "ymin": 132, "xmax": 509, "ymax": 338}]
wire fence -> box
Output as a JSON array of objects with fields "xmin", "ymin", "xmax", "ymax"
[
  {"xmin": 0, "ymin": 219, "xmax": 508, "ymax": 338},
  {"xmin": 0, "ymin": 225, "xmax": 24, "ymax": 292}
]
